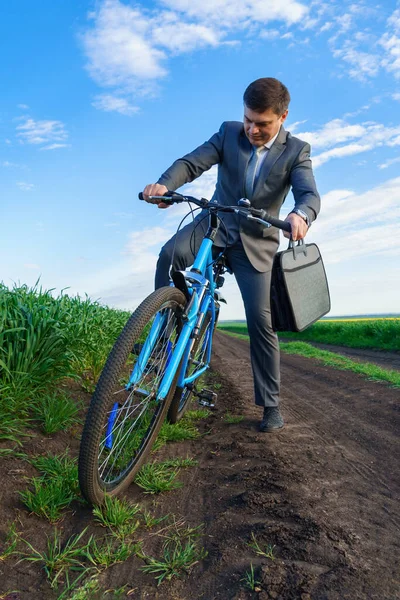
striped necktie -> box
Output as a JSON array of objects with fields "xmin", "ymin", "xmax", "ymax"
[{"xmin": 245, "ymin": 146, "xmax": 265, "ymax": 198}]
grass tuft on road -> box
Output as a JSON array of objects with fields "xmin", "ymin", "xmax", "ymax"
[
  {"xmin": 33, "ymin": 392, "xmax": 81, "ymax": 434},
  {"xmin": 93, "ymin": 495, "xmax": 141, "ymax": 538},
  {"xmin": 224, "ymin": 412, "xmax": 244, "ymax": 424},
  {"xmin": 21, "ymin": 527, "xmax": 90, "ymax": 589},
  {"xmin": 135, "ymin": 463, "xmax": 183, "ymax": 494},
  {"xmin": 20, "ymin": 476, "xmax": 77, "ymax": 523},
  {"xmin": 141, "ymin": 521, "xmax": 207, "ymax": 586}
]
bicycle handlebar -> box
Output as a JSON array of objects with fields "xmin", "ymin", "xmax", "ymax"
[{"xmin": 138, "ymin": 191, "xmax": 292, "ymax": 233}]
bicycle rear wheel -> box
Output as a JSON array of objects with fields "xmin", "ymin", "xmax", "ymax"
[
  {"xmin": 78, "ymin": 286, "xmax": 186, "ymax": 505},
  {"xmin": 168, "ymin": 306, "xmax": 218, "ymax": 424}
]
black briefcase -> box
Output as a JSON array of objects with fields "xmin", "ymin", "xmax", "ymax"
[{"xmin": 270, "ymin": 239, "xmax": 331, "ymax": 332}]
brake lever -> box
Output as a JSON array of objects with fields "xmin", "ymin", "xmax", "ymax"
[{"xmin": 247, "ymin": 215, "xmax": 272, "ymax": 228}]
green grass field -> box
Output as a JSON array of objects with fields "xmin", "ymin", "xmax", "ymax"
[
  {"xmin": 0, "ymin": 282, "xmax": 210, "ymax": 597},
  {"xmin": 219, "ymin": 318, "xmax": 400, "ymax": 352}
]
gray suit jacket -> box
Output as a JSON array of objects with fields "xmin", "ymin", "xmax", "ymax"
[{"xmin": 158, "ymin": 121, "xmax": 320, "ymax": 272}]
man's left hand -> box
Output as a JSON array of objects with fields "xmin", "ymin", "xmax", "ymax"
[{"xmin": 283, "ymin": 213, "xmax": 309, "ymax": 241}]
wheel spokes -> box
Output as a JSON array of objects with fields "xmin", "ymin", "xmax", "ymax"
[{"xmin": 97, "ymin": 307, "xmax": 181, "ymax": 484}]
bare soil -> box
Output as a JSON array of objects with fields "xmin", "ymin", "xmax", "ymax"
[{"xmin": 0, "ymin": 332, "xmax": 399, "ymax": 599}]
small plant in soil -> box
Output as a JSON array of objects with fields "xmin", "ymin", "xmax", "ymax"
[
  {"xmin": 142, "ymin": 510, "xmax": 169, "ymax": 529},
  {"xmin": 30, "ymin": 450, "xmax": 79, "ymax": 495},
  {"xmin": 57, "ymin": 573, "xmax": 101, "ymax": 600},
  {"xmin": 157, "ymin": 456, "xmax": 198, "ymax": 469},
  {"xmin": 163, "ymin": 520, "xmax": 203, "ymax": 546},
  {"xmin": 21, "ymin": 527, "xmax": 91, "ymax": 589},
  {"xmin": 20, "ymin": 476, "xmax": 76, "ymax": 522},
  {"xmin": 248, "ymin": 532, "xmax": 275, "ymax": 559},
  {"xmin": 86, "ymin": 536, "xmax": 141, "ymax": 568},
  {"xmin": 154, "ymin": 420, "xmax": 200, "ymax": 449},
  {"xmin": 92, "ymin": 495, "xmax": 141, "ymax": 538},
  {"xmin": 141, "ymin": 537, "xmax": 207, "ymax": 585},
  {"xmin": 0, "ymin": 405, "xmax": 31, "ymax": 446},
  {"xmin": 135, "ymin": 463, "xmax": 183, "ymax": 494},
  {"xmin": 185, "ymin": 408, "xmax": 211, "ymax": 420},
  {"xmin": 241, "ymin": 563, "xmax": 262, "ymax": 592},
  {"xmin": 224, "ymin": 412, "xmax": 244, "ymax": 424},
  {"xmin": 0, "ymin": 521, "xmax": 20, "ymax": 561},
  {"xmin": 104, "ymin": 584, "xmax": 131, "ymax": 597},
  {"xmin": 33, "ymin": 392, "xmax": 81, "ymax": 434}
]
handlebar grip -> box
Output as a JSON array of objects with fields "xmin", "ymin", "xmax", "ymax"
[
  {"xmin": 138, "ymin": 191, "xmax": 182, "ymax": 204},
  {"xmin": 262, "ymin": 212, "xmax": 292, "ymax": 233}
]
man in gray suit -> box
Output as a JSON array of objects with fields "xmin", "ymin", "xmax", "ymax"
[{"xmin": 142, "ymin": 77, "xmax": 320, "ymax": 433}]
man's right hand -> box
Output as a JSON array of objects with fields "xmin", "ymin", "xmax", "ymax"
[{"xmin": 142, "ymin": 184, "xmax": 170, "ymax": 209}]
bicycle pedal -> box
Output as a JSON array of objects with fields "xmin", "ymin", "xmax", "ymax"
[{"xmin": 195, "ymin": 388, "xmax": 217, "ymax": 408}]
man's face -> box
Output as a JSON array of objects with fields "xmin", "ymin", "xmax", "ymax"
[{"xmin": 244, "ymin": 105, "xmax": 288, "ymax": 147}]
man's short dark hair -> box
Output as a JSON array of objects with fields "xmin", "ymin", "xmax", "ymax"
[{"xmin": 243, "ymin": 78, "xmax": 290, "ymax": 115}]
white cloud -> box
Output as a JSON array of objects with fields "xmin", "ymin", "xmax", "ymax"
[
  {"xmin": 68, "ymin": 224, "xmax": 174, "ymax": 310},
  {"xmin": 40, "ymin": 143, "xmax": 70, "ymax": 151},
  {"xmin": 297, "ymin": 119, "xmax": 367, "ymax": 148},
  {"xmin": 379, "ymin": 156, "xmax": 400, "ymax": 169},
  {"xmin": 162, "ymin": 0, "xmax": 307, "ymax": 26},
  {"xmin": 380, "ymin": 8, "xmax": 400, "ymax": 79},
  {"xmin": 181, "ymin": 165, "xmax": 218, "ymax": 200},
  {"xmin": 295, "ymin": 118, "xmax": 400, "ymax": 168},
  {"xmin": 259, "ymin": 29, "xmax": 280, "ymax": 40},
  {"xmin": 82, "ymin": 0, "xmax": 309, "ymax": 113},
  {"xmin": 17, "ymin": 182, "xmax": 34, "ymax": 191},
  {"xmin": 82, "ymin": 1, "xmax": 168, "ymax": 93},
  {"xmin": 309, "ymin": 177, "xmax": 400, "ymax": 264},
  {"xmin": 331, "ymin": 43, "xmax": 380, "ymax": 80},
  {"xmin": 16, "ymin": 117, "xmax": 69, "ymax": 147},
  {"xmin": 125, "ymin": 226, "xmax": 173, "ymax": 255},
  {"xmin": 320, "ymin": 21, "xmax": 333, "ymax": 32},
  {"xmin": 326, "ymin": 5, "xmax": 400, "ymax": 83},
  {"xmin": 153, "ymin": 19, "xmax": 221, "ymax": 53},
  {"xmin": 18, "ymin": 104, "xmax": 29, "ymax": 110},
  {"xmin": 24, "ymin": 263, "xmax": 40, "ymax": 270},
  {"xmin": 5, "ymin": 139, "xmax": 11, "ymax": 145},
  {"xmin": 92, "ymin": 94, "xmax": 139, "ymax": 115},
  {"xmin": 393, "ymin": 92, "xmax": 400, "ymax": 101},
  {"xmin": 313, "ymin": 143, "xmax": 374, "ymax": 168}
]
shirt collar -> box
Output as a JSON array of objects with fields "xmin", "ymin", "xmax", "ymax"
[{"xmin": 264, "ymin": 127, "xmax": 280, "ymax": 150}]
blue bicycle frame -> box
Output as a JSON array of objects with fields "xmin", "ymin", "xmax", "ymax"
[{"xmin": 127, "ymin": 218, "xmax": 219, "ymax": 402}]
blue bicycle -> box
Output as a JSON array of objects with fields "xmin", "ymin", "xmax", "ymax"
[{"xmin": 78, "ymin": 192, "xmax": 290, "ymax": 504}]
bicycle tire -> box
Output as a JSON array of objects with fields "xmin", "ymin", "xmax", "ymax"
[
  {"xmin": 78, "ymin": 286, "xmax": 186, "ymax": 505},
  {"xmin": 168, "ymin": 307, "xmax": 218, "ymax": 424}
]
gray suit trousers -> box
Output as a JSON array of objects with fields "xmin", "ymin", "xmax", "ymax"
[{"xmin": 155, "ymin": 221, "xmax": 280, "ymax": 408}]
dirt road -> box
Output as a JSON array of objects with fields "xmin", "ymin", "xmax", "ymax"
[{"xmin": 162, "ymin": 331, "xmax": 400, "ymax": 599}]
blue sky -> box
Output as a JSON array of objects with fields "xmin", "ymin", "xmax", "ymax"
[{"xmin": 1, "ymin": 0, "xmax": 399, "ymax": 318}]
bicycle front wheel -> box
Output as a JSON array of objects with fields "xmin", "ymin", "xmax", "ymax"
[{"xmin": 78, "ymin": 286, "xmax": 186, "ymax": 505}]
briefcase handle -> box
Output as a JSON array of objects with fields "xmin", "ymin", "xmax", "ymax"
[{"xmin": 288, "ymin": 237, "xmax": 308, "ymax": 260}]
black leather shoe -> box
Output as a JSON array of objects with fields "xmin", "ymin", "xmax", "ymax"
[{"xmin": 259, "ymin": 407, "xmax": 284, "ymax": 433}]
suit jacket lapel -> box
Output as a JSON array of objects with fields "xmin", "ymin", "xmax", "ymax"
[
  {"xmin": 237, "ymin": 130, "xmax": 252, "ymax": 198},
  {"xmin": 252, "ymin": 126, "xmax": 287, "ymax": 198}
]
